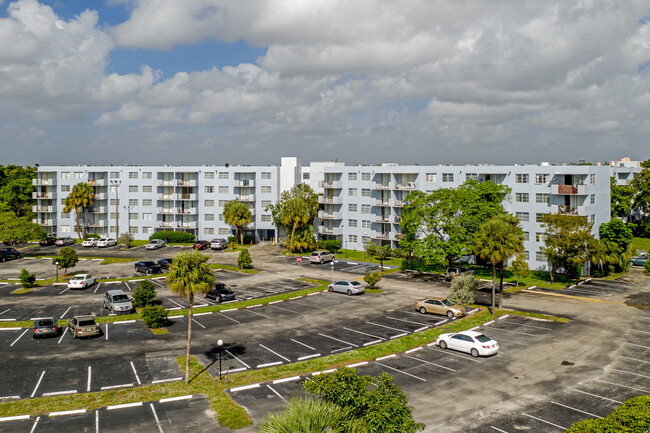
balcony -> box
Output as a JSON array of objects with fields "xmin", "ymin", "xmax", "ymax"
[
  {"xmin": 393, "ymin": 200, "xmax": 405, "ymax": 207},
  {"xmin": 33, "ymin": 192, "xmax": 54, "ymax": 199},
  {"xmin": 158, "ymin": 179, "xmax": 175, "ymax": 186},
  {"xmin": 320, "ymin": 226, "xmax": 343, "ymax": 236},
  {"xmin": 237, "ymin": 194, "xmax": 255, "ymax": 202},
  {"xmin": 176, "ymin": 179, "xmax": 197, "ymax": 187},
  {"xmin": 158, "ymin": 208, "xmax": 175, "ymax": 214},
  {"xmin": 158, "ymin": 221, "xmax": 175, "ymax": 228},
  {"xmin": 32, "ymin": 178, "xmax": 56, "ymax": 186},
  {"xmin": 33, "ymin": 218, "xmax": 56, "ymax": 226},
  {"xmin": 236, "ymin": 180, "xmax": 255, "ymax": 187},
  {"xmin": 33, "ymin": 205, "xmax": 53, "ymax": 213},
  {"xmin": 375, "ymin": 214, "xmax": 391, "ymax": 223},
  {"xmin": 374, "ymin": 199, "xmax": 391, "ymax": 207},
  {"xmin": 319, "ymin": 196, "xmax": 343, "ymax": 204},
  {"xmin": 87, "ymin": 178, "xmax": 107, "ymax": 186},
  {"xmin": 373, "ymin": 182, "xmax": 392, "ymax": 190},
  {"xmin": 88, "ymin": 206, "xmax": 107, "ymax": 214},
  {"xmin": 552, "ymin": 205, "xmax": 588, "ymax": 216},
  {"xmin": 176, "ymin": 194, "xmax": 197, "ymax": 201},
  {"xmin": 176, "ymin": 208, "xmax": 197, "ymax": 214},
  {"xmin": 318, "ymin": 210, "xmax": 343, "ymax": 220},
  {"xmin": 374, "ymin": 232, "xmax": 391, "ymax": 240},
  {"xmin": 321, "ymin": 181, "xmax": 342, "ymax": 189},
  {"xmin": 551, "ymin": 184, "xmax": 587, "ymax": 195},
  {"xmin": 88, "ymin": 220, "xmax": 108, "ymax": 227},
  {"xmin": 158, "ymin": 194, "xmax": 174, "ymax": 200},
  {"xmin": 394, "ymin": 182, "xmax": 416, "ymax": 190},
  {"xmin": 177, "ymin": 221, "xmax": 198, "ymax": 229},
  {"xmin": 93, "ymin": 193, "xmax": 108, "ymax": 200}
]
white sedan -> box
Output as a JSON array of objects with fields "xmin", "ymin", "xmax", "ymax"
[
  {"xmin": 67, "ymin": 274, "xmax": 96, "ymax": 290},
  {"xmin": 82, "ymin": 238, "xmax": 98, "ymax": 247},
  {"xmin": 436, "ymin": 330, "xmax": 499, "ymax": 358},
  {"xmin": 145, "ymin": 239, "xmax": 165, "ymax": 250},
  {"xmin": 97, "ymin": 238, "xmax": 117, "ymax": 248}
]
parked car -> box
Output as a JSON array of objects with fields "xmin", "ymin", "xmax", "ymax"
[
  {"xmin": 327, "ymin": 280, "xmax": 365, "ymax": 295},
  {"xmin": 204, "ymin": 282, "xmax": 236, "ymax": 302},
  {"xmin": 97, "ymin": 238, "xmax": 117, "ymax": 248},
  {"xmin": 134, "ymin": 261, "xmax": 162, "ymax": 274},
  {"xmin": 82, "ymin": 238, "xmax": 98, "ymax": 247},
  {"xmin": 0, "ymin": 247, "xmax": 22, "ymax": 262},
  {"xmin": 67, "ymin": 274, "xmax": 96, "ymax": 290},
  {"xmin": 630, "ymin": 254, "xmax": 648, "ymax": 267},
  {"xmin": 193, "ymin": 240, "xmax": 210, "ymax": 250},
  {"xmin": 103, "ymin": 290, "xmax": 134, "ymax": 314},
  {"xmin": 445, "ymin": 266, "xmax": 474, "ymax": 281},
  {"xmin": 68, "ymin": 315, "xmax": 101, "ymax": 339},
  {"xmin": 39, "ymin": 236, "xmax": 57, "ymax": 246},
  {"xmin": 436, "ymin": 330, "xmax": 499, "ymax": 358},
  {"xmin": 414, "ymin": 297, "xmax": 466, "ymax": 318},
  {"xmin": 310, "ymin": 250, "xmax": 335, "ymax": 264},
  {"xmin": 210, "ymin": 238, "xmax": 228, "ymax": 250},
  {"xmin": 157, "ymin": 258, "xmax": 173, "ymax": 270},
  {"xmin": 33, "ymin": 317, "xmax": 61, "ymax": 339},
  {"xmin": 55, "ymin": 237, "xmax": 76, "ymax": 246},
  {"xmin": 146, "ymin": 239, "xmax": 165, "ymax": 250}
]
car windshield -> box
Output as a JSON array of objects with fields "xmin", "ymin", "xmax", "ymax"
[
  {"xmin": 99, "ymin": 239, "xmax": 106, "ymax": 242},
  {"xmin": 113, "ymin": 295, "xmax": 130, "ymax": 302},
  {"xmin": 78, "ymin": 320, "xmax": 96, "ymax": 326},
  {"xmin": 37, "ymin": 320, "xmax": 54, "ymax": 327},
  {"xmin": 143, "ymin": 262, "xmax": 155, "ymax": 266},
  {"xmin": 215, "ymin": 284, "xmax": 232, "ymax": 292},
  {"xmin": 443, "ymin": 299, "xmax": 454, "ymax": 306},
  {"xmin": 147, "ymin": 241, "xmax": 157, "ymax": 244},
  {"xmin": 475, "ymin": 334, "xmax": 492, "ymax": 343},
  {"xmin": 70, "ymin": 277, "xmax": 83, "ymax": 281}
]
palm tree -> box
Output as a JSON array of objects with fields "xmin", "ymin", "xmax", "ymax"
[
  {"xmin": 475, "ymin": 214, "xmax": 524, "ymax": 314},
  {"xmin": 167, "ymin": 250, "xmax": 215, "ymax": 383},
  {"xmin": 63, "ymin": 195, "xmax": 82, "ymax": 240},
  {"xmin": 223, "ymin": 200, "xmax": 253, "ymax": 245},
  {"xmin": 73, "ymin": 183, "xmax": 94, "ymax": 238},
  {"xmin": 259, "ymin": 398, "xmax": 367, "ymax": 433}
]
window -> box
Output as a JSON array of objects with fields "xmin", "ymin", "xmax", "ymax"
[
  {"xmin": 143, "ymin": 199, "xmax": 152, "ymax": 206},
  {"xmin": 129, "ymin": 213, "xmax": 138, "ymax": 220},
  {"xmin": 516, "ymin": 212, "xmax": 529, "ymax": 222},
  {"xmin": 218, "ymin": 172, "xmax": 229, "ymax": 179},
  {"xmin": 110, "ymin": 199, "xmax": 119, "ymax": 206},
  {"xmin": 536, "ymin": 252, "xmax": 547, "ymax": 261},
  {"xmin": 143, "ymin": 172, "xmax": 152, "ymax": 179},
  {"xmin": 261, "ymin": 186, "xmax": 272, "ymax": 193},
  {"xmin": 348, "ymin": 173, "xmax": 357, "ymax": 181},
  {"xmin": 143, "ymin": 226, "xmax": 152, "ymax": 234},
  {"xmin": 74, "ymin": 171, "xmax": 83, "ymax": 179},
  {"xmin": 361, "ymin": 189, "xmax": 371, "ymax": 197},
  {"xmin": 362, "ymin": 220, "xmax": 371, "ymax": 228},
  {"xmin": 60, "ymin": 198, "xmax": 66, "ymax": 205},
  {"xmin": 348, "ymin": 204, "xmax": 357, "ymax": 212},
  {"xmin": 129, "ymin": 227, "xmax": 138, "ymax": 235},
  {"xmin": 536, "ymin": 233, "xmax": 546, "ymax": 242},
  {"xmin": 361, "ymin": 204, "xmax": 371, "ymax": 213},
  {"xmin": 361, "ymin": 173, "xmax": 371, "ymax": 181},
  {"xmin": 218, "ymin": 186, "xmax": 228, "ymax": 193},
  {"xmin": 426, "ymin": 173, "xmax": 437, "ymax": 182},
  {"xmin": 205, "ymin": 214, "xmax": 214, "ymax": 221},
  {"xmin": 590, "ymin": 174, "xmax": 596, "ymax": 184},
  {"xmin": 129, "ymin": 185, "xmax": 138, "ymax": 193},
  {"xmin": 348, "ymin": 235, "xmax": 357, "ymax": 243},
  {"xmin": 204, "ymin": 172, "xmax": 214, "ymax": 179},
  {"xmin": 516, "ymin": 174, "xmax": 529, "ymax": 183},
  {"xmin": 218, "ymin": 200, "xmax": 227, "ymax": 207},
  {"xmin": 523, "ymin": 232, "xmax": 529, "ymax": 241},
  {"xmin": 261, "ymin": 172, "xmax": 271, "ymax": 180},
  {"xmin": 143, "ymin": 186, "xmax": 152, "ymax": 193},
  {"xmin": 205, "ymin": 186, "xmax": 214, "ymax": 193},
  {"xmin": 591, "ymin": 194, "xmax": 595, "ymax": 205},
  {"xmin": 349, "ymin": 219, "xmax": 357, "ymax": 228},
  {"xmin": 129, "ymin": 172, "xmax": 138, "ymax": 179},
  {"xmin": 262, "ymin": 200, "xmax": 271, "ymax": 208},
  {"xmin": 442, "ymin": 173, "xmax": 454, "ymax": 182},
  {"xmin": 60, "ymin": 212, "xmax": 70, "ymax": 219},
  {"xmin": 109, "ymin": 185, "xmax": 119, "ymax": 193},
  {"xmin": 204, "ymin": 228, "xmax": 214, "ymax": 235},
  {"xmin": 61, "ymin": 225, "xmax": 70, "ymax": 233},
  {"xmin": 110, "ymin": 212, "xmax": 117, "ymax": 219},
  {"xmin": 204, "ymin": 200, "xmax": 214, "ymax": 207},
  {"xmin": 523, "ymin": 251, "xmax": 530, "ymax": 260},
  {"xmin": 362, "ymin": 236, "xmax": 370, "ymax": 243},
  {"xmin": 110, "ymin": 172, "xmax": 120, "ymax": 179},
  {"xmin": 261, "ymin": 215, "xmax": 272, "ymax": 222},
  {"xmin": 129, "ymin": 199, "xmax": 138, "ymax": 206},
  {"xmin": 536, "ymin": 193, "xmax": 549, "ymax": 204},
  {"xmin": 61, "ymin": 185, "xmax": 70, "ymax": 192},
  {"xmin": 348, "ymin": 188, "xmax": 357, "ymax": 196},
  {"xmin": 516, "ymin": 193, "xmax": 529, "ymax": 203},
  {"xmin": 535, "ymin": 174, "xmax": 549, "ymax": 184},
  {"xmin": 591, "ymin": 215, "xmax": 596, "ymax": 223},
  {"xmin": 219, "ymin": 214, "xmax": 224, "ymax": 221},
  {"xmin": 302, "ymin": 172, "xmax": 310, "ymax": 180},
  {"xmin": 61, "ymin": 172, "xmax": 70, "ymax": 179},
  {"xmin": 536, "ymin": 213, "xmax": 545, "ymax": 222},
  {"xmin": 466, "ymin": 173, "xmax": 478, "ymax": 181},
  {"xmin": 218, "ymin": 228, "xmax": 229, "ymax": 235},
  {"xmin": 143, "ymin": 213, "xmax": 152, "ymax": 221}
]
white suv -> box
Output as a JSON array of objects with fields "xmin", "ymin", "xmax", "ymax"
[
  {"xmin": 310, "ymin": 250, "xmax": 335, "ymax": 264},
  {"xmin": 103, "ymin": 290, "xmax": 134, "ymax": 314}
]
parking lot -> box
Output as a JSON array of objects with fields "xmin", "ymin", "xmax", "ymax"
[
  {"xmin": 526, "ymin": 271, "xmax": 644, "ymax": 301},
  {"xmin": 285, "ymin": 255, "xmax": 394, "ymax": 275}
]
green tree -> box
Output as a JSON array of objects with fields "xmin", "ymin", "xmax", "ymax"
[
  {"xmin": 63, "ymin": 183, "xmax": 94, "ymax": 239},
  {"xmin": 166, "ymin": 250, "xmax": 215, "ymax": 383},
  {"xmin": 132, "ymin": 281, "xmax": 157, "ymax": 308},
  {"xmin": 0, "ymin": 165, "xmax": 36, "ymax": 218},
  {"xmin": 610, "ymin": 177, "xmax": 634, "ymax": 220},
  {"xmin": 303, "ymin": 367, "xmax": 424, "ymax": 433},
  {"xmin": 599, "ymin": 219, "xmax": 633, "ymax": 253},
  {"xmin": 510, "ymin": 254, "xmax": 530, "ymax": 290},
  {"xmin": 0, "ymin": 212, "xmax": 45, "ymax": 245},
  {"xmin": 541, "ymin": 214, "xmax": 596, "ymax": 283},
  {"xmin": 598, "ymin": 219, "xmax": 634, "ymax": 273},
  {"xmin": 223, "ymin": 200, "xmax": 253, "ymax": 245},
  {"xmin": 260, "ymin": 398, "xmax": 367, "ymax": 433},
  {"xmin": 363, "ymin": 271, "xmax": 382, "ymax": 288},
  {"xmin": 475, "ymin": 214, "xmax": 524, "ymax": 314},
  {"xmin": 267, "ymin": 184, "xmax": 319, "ymax": 253},
  {"xmin": 401, "ymin": 180, "xmax": 510, "ymax": 267},
  {"xmin": 52, "ymin": 246, "xmax": 78, "ymax": 277},
  {"xmin": 237, "ymin": 249, "xmax": 252, "ymax": 269},
  {"xmin": 117, "ymin": 233, "xmax": 134, "ymax": 249},
  {"xmin": 20, "ymin": 268, "xmax": 36, "ymax": 288},
  {"xmin": 644, "ymin": 260, "xmax": 650, "ymax": 276},
  {"xmin": 366, "ymin": 244, "xmax": 392, "ymax": 271},
  {"xmin": 447, "ymin": 274, "xmax": 478, "ymax": 305},
  {"xmin": 631, "ymin": 160, "xmax": 650, "ymax": 216}
]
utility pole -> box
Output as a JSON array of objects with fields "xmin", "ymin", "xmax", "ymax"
[{"xmin": 110, "ymin": 180, "xmax": 121, "ymax": 238}]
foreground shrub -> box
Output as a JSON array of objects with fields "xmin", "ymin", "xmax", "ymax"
[
  {"xmin": 260, "ymin": 397, "xmax": 366, "ymax": 433},
  {"xmin": 363, "ymin": 271, "xmax": 382, "ymax": 288},
  {"xmin": 565, "ymin": 395, "xmax": 650, "ymax": 432},
  {"xmin": 149, "ymin": 231, "xmax": 195, "ymax": 243},
  {"xmin": 132, "ymin": 281, "xmax": 157, "ymax": 308},
  {"xmin": 141, "ymin": 305, "xmax": 168, "ymax": 328},
  {"xmin": 237, "ymin": 249, "xmax": 252, "ymax": 269},
  {"xmin": 20, "ymin": 268, "xmax": 36, "ymax": 288},
  {"xmin": 447, "ymin": 274, "xmax": 478, "ymax": 305},
  {"xmin": 117, "ymin": 233, "xmax": 133, "ymax": 249}
]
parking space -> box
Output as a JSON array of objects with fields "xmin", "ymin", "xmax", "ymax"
[
  {"xmin": 284, "ymin": 255, "xmax": 393, "ymax": 274},
  {"xmin": 527, "ymin": 277, "xmax": 632, "ymax": 300}
]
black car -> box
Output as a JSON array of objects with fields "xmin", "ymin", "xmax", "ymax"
[
  {"xmin": 134, "ymin": 261, "xmax": 162, "ymax": 274},
  {"xmin": 157, "ymin": 258, "xmax": 173, "ymax": 270},
  {"xmin": 0, "ymin": 247, "xmax": 22, "ymax": 262},
  {"xmin": 33, "ymin": 318, "xmax": 62, "ymax": 339},
  {"xmin": 39, "ymin": 236, "xmax": 57, "ymax": 246},
  {"xmin": 204, "ymin": 283, "xmax": 236, "ymax": 302}
]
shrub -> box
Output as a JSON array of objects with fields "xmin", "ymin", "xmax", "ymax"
[
  {"xmin": 227, "ymin": 241, "xmax": 238, "ymax": 250},
  {"xmin": 83, "ymin": 233, "xmax": 100, "ymax": 239},
  {"xmin": 141, "ymin": 305, "xmax": 168, "ymax": 328},
  {"xmin": 132, "ymin": 281, "xmax": 157, "ymax": 308},
  {"xmin": 260, "ymin": 398, "xmax": 365, "ymax": 433},
  {"xmin": 645, "ymin": 260, "xmax": 650, "ymax": 276},
  {"xmin": 117, "ymin": 233, "xmax": 134, "ymax": 249},
  {"xmin": 243, "ymin": 235, "xmax": 255, "ymax": 245},
  {"xmin": 238, "ymin": 249, "xmax": 252, "ymax": 269},
  {"xmin": 20, "ymin": 268, "xmax": 36, "ymax": 288},
  {"xmin": 565, "ymin": 395, "xmax": 650, "ymax": 432},
  {"xmin": 149, "ymin": 231, "xmax": 195, "ymax": 243},
  {"xmin": 227, "ymin": 236, "xmax": 237, "ymax": 245},
  {"xmin": 324, "ymin": 240, "xmax": 342, "ymax": 254},
  {"xmin": 363, "ymin": 271, "xmax": 382, "ymax": 288},
  {"xmin": 447, "ymin": 274, "xmax": 478, "ymax": 305}
]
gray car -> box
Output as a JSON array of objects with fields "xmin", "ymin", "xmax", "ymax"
[
  {"xmin": 145, "ymin": 239, "xmax": 165, "ymax": 250},
  {"xmin": 310, "ymin": 250, "xmax": 335, "ymax": 264},
  {"xmin": 629, "ymin": 254, "xmax": 648, "ymax": 267},
  {"xmin": 327, "ymin": 280, "xmax": 365, "ymax": 295},
  {"xmin": 103, "ymin": 289, "xmax": 134, "ymax": 314}
]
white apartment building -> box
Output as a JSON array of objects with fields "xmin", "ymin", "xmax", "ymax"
[{"xmin": 34, "ymin": 158, "xmax": 640, "ymax": 271}]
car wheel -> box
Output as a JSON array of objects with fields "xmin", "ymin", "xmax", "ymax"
[
  {"xmin": 446, "ymin": 311, "xmax": 454, "ymax": 318},
  {"xmin": 471, "ymin": 348, "xmax": 479, "ymax": 358},
  {"xmin": 0, "ymin": 257, "xmax": 4, "ymax": 262},
  {"xmin": 217, "ymin": 295, "xmax": 223, "ymax": 303},
  {"xmin": 439, "ymin": 340, "xmax": 447, "ymax": 349},
  {"xmin": 328, "ymin": 286, "xmax": 333, "ymax": 292},
  {"xmin": 419, "ymin": 307, "xmax": 427, "ymax": 314},
  {"xmin": 320, "ymin": 259, "xmax": 324, "ymax": 264},
  {"xmin": 347, "ymin": 289, "xmax": 352, "ymax": 296},
  {"xmin": 146, "ymin": 269, "xmax": 151, "ymax": 275}
]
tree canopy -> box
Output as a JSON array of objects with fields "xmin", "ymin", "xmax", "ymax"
[
  {"xmin": 541, "ymin": 214, "xmax": 596, "ymax": 282},
  {"xmin": 267, "ymin": 183, "xmax": 319, "ymax": 252},
  {"xmin": 0, "ymin": 165, "xmax": 36, "ymax": 218},
  {"xmin": 63, "ymin": 182, "xmax": 94, "ymax": 239},
  {"xmin": 52, "ymin": 246, "xmax": 78, "ymax": 276},
  {"xmin": 631, "ymin": 160, "xmax": 650, "ymax": 215},
  {"xmin": 223, "ymin": 200, "xmax": 253, "ymax": 244},
  {"xmin": 0, "ymin": 212, "xmax": 45, "ymax": 245}
]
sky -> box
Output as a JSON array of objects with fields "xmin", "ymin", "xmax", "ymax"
[{"xmin": 0, "ymin": 0, "xmax": 649, "ymax": 167}]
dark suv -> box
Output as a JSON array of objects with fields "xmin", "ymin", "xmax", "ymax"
[
  {"xmin": 204, "ymin": 283, "xmax": 236, "ymax": 303},
  {"xmin": 134, "ymin": 261, "xmax": 162, "ymax": 274},
  {"xmin": 39, "ymin": 236, "xmax": 57, "ymax": 246},
  {"xmin": 0, "ymin": 247, "xmax": 22, "ymax": 262},
  {"xmin": 445, "ymin": 266, "xmax": 474, "ymax": 281}
]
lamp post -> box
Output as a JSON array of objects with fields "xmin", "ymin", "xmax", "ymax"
[
  {"xmin": 330, "ymin": 260, "xmax": 335, "ymax": 283},
  {"xmin": 55, "ymin": 261, "xmax": 59, "ymax": 283},
  {"xmin": 217, "ymin": 339, "xmax": 223, "ymax": 380},
  {"xmin": 110, "ymin": 180, "xmax": 121, "ymax": 238},
  {"xmin": 123, "ymin": 205, "xmax": 134, "ymax": 239}
]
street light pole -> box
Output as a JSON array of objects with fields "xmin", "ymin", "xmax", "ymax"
[
  {"xmin": 217, "ymin": 339, "xmax": 223, "ymax": 380},
  {"xmin": 110, "ymin": 180, "xmax": 121, "ymax": 238},
  {"xmin": 55, "ymin": 261, "xmax": 59, "ymax": 283},
  {"xmin": 123, "ymin": 205, "xmax": 134, "ymax": 238},
  {"xmin": 330, "ymin": 260, "xmax": 334, "ymax": 283}
]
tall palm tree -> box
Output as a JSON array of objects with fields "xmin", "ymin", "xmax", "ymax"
[
  {"xmin": 223, "ymin": 200, "xmax": 253, "ymax": 244},
  {"xmin": 72, "ymin": 183, "xmax": 94, "ymax": 238},
  {"xmin": 63, "ymin": 195, "xmax": 82, "ymax": 239},
  {"xmin": 167, "ymin": 250, "xmax": 215, "ymax": 383}
]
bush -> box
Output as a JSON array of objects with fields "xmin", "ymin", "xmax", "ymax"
[
  {"xmin": 132, "ymin": 281, "xmax": 157, "ymax": 308},
  {"xmin": 227, "ymin": 236, "xmax": 237, "ymax": 245},
  {"xmin": 243, "ymin": 235, "xmax": 255, "ymax": 245},
  {"xmin": 20, "ymin": 268, "xmax": 36, "ymax": 288},
  {"xmin": 238, "ymin": 249, "xmax": 253, "ymax": 269},
  {"xmin": 324, "ymin": 240, "xmax": 342, "ymax": 254},
  {"xmin": 644, "ymin": 260, "xmax": 650, "ymax": 276},
  {"xmin": 83, "ymin": 233, "xmax": 100, "ymax": 239},
  {"xmin": 141, "ymin": 305, "xmax": 168, "ymax": 328},
  {"xmin": 149, "ymin": 231, "xmax": 195, "ymax": 243},
  {"xmin": 117, "ymin": 233, "xmax": 134, "ymax": 249},
  {"xmin": 565, "ymin": 395, "xmax": 650, "ymax": 432},
  {"xmin": 363, "ymin": 271, "xmax": 382, "ymax": 288},
  {"xmin": 447, "ymin": 274, "xmax": 478, "ymax": 305},
  {"xmin": 52, "ymin": 247, "xmax": 78, "ymax": 276}
]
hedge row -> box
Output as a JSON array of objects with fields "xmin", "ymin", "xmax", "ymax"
[
  {"xmin": 565, "ymin": 395, "xmax": 650, "ymax": 432},
  {"xmin": 149, "ymin": 231, "xmax": 195, "ymax": 243}
]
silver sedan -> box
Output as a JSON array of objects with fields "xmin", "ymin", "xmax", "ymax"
[{"xmin": 327, "ymin": 280, "xmax": 365, "ymax": 295}]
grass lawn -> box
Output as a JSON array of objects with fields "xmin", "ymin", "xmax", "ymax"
[{"xmin": 632, "ymin": 237, "xmax": 650, "ymax": 253}]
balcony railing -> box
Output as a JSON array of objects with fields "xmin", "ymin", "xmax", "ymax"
[
  {"xmin": 86, "ymin": 178, "xmax": 107, "ymax": 186},
  {"xmin": 373, "ymin": 182, "xmax": 392, "ymax": 190},
  {"xmin": 176, "ymin": 179, "xmax": 197, "ymax": 186},
  {"xmin": 33, "ymin": 218, "xmax": 56, "ymax": 226},
  {"xmin": 158, "ymin": 208, "xmax": 175, "ymax": 214},
  {"xmin": 236, "ymin": 180, "xmax": 255, "ymax": 187},
  {"xmin": 158, "ymin": 221, "xmax": 175, "ymax": 228},
  {"xmin": 319, "ymin": 196, "xmax": 343, "ymax": 204},
  {"xmin": 88, "ymin": 220, "xmax": 107, "ymax": 227},
  {"xmin": 158, "ymin": 180, "xmax": 175, "ymax": 186},
  {"xmin": 321, "ymin": 181, "xmax": 342, "ymax": 189},
  {"xmin": 33, "ymin": 205, "xmax": 53, "ymax": 213},
  {"xmin": 374, "ymin": 199, "xmax": 391, "ymax": 207},
  {"xmin": 374, "ymin": 232, "xmax": 391, "ymax": 240},
  {"xmin": 176, "ymin": 194, "xmax": 197, "ymax": 201},
  {"xmin": 32, "ymin": 178, "xmax": 56, "ymax": 186},
  {"xmin": 176, "ymin": 208, "xmax": 197, "ymax": 214},
  {"xmin": 88, "ymin": 206, "xmax": 107, "ymax": 214},
  {"xmin": 93, "ymin": 193, "xmax": 108, "ymax": 200},
  {"xmin": 33, "ymin": 192, "xmax": 54, "ymax": 199},
  {"xmin": 552, "ymin": 184, "xmax": 588, "ymax": 195},
  {"xmin": 318, "ymin": 211, "xmax": 343, "ymax": 220},
  {"xmin": 320, "ymin": 226, "xmax": 343, "ymax": 235},
  {"xmin": 393, "ymin": 200, "xmax": 405, "ymax": 207},
  {"xmin": 177, "ymin": 221, "xmax": 198, "ymax": 229},
  {"xmin": 394, "ymin": 182, "xmax": 416, "ymax": 190},
  {"xmin": 238, "ymin": 195, "xmax": 255, "ymax": 202},
  {"xmin": 375, "ymin": 215, "xmax": 391, "ymax": 223}
]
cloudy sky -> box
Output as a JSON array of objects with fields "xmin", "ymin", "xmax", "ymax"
[{"xmin": 1, "ymin": 0, "xmax": 649, "ymax": 166}]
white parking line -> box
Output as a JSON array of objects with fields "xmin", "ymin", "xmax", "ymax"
[
  {"xmin": 95, "ymin": 410, "xmax": 99, "ymax": 433},
  {"xmin": 551, "ymin": 401, "xmax": 601, "ymax": 418},
  {"xmin": 571, "ymin": 388, "xmax": 622, "ymax": 403},
  {"xmin": 404, "ymin": 354, "xmax": 456, "ymax": 372},
  {"xmin": 50, "ymin": 409, "xmax": 86, "ymax": 417},
  {"xmin": 0, "ymin": 308, "xmax": 10, "ymax": 316},
  {"xmin": 490, "ymin": 426, "xmax": 510, "ymax": 433},
  {"xmin": 386, "ymin": 316, "xmax": 431, "ymax": 327},
  {"xmin": 611, "ymin": 368, "xmax": 650, "ymax": 379},
  {"xmin": 107, "ymin": 402, "xmax": 142, "ymax": 410},
  {"xmin": 42, "ymin": 390, "xmax": 77, "ymax": 397},
  {"xmin": 104, "ymin": 324, "xmax": 109, "ymax": 340},
  {"xmin": 124, "ymin": 281, "xmax": 131, "ymax": 291},
  {"xmin": 29, "ymin": 416, "xmax": 40, "ymax": 433},
  {"xmin": 0, "ymin": 327, "xmax": 20, "ymax": 330},
  {"xmin": 151, "ymin": 377, "xmax": 183, "ymax": 384},
  {"xmin": 87, "ymin": 366, "xmax": 92, "ymax": 392},
  {"xmin": 331, "ymin": 346, "xmax": 353, "ymax": 353},
  {"xmin": 426, "ymin": 346, "xmax": 481, "ymax": 362},
  {"xmin": 343, "ymin": 327, "xmax": 384, "ymax": 341},
  {"xmin": 267, "ymin": 385, "xmax": 287, "ymax": 402},
  {"xmin": 268, "ymin": 304, "xmax": 299, "ymax": 314},
  {"xmin": 100, "ymin": 383, "xmax": 134, "ymax": 390},
  {"xmin": 273, "ymin": 376, "xmax": 301, "ymax": 384},
  {"xmin": 318, "ymin": 333, "xmax": 358, "ymax": 348},
  {"xmin": 225, "ymin": 349, "xmax": 251, "ymax": 369},
  {"xmin": 376, "ymin": 362, "xmax": 427, "ymax": 382},
  {"xmin": 130, "ymin": 361, "xmax": 141, "ymax": 385},
  {"xmin": 151, "ymin": 279, "xmax": 166, "ymax": 288},
  {"xmin": 93, "ymin": 284, "xmax": 101, "ymax": 294},
  {"xmin": 290, "ymin": 338, "xmax": 317, "ymax": 351},
  {"xmin": 244, "ymin": 309, "xmax": 271, "ymax": 319},
  {"xmin": 10, "ymin": 329, "xmax": 28, "ymax": 347},
  {"xmin": 168, "ymin": 299, "xmax": 185, "ymax": 308},
  {"xmin": 618, "ymin": 355, "xmax": 650, "ymax": 364},
  {"xmin": 499, "ymin": 320, "xmax": 553, "ymax": 330},
  {"xmin": 257, "ymin": 361, "xmax": 283, "ymax": 368},
  {"xmin": 58, "ymin": 287, "xmax": 69, "ymax": 295},
  {"xmin": 148, "ymin": 404, "xmax": 165, "ymax": 433},
  {"xmin": 521, "ymin": 413, "xmax": 566, "ymax": 430},
  {"xmin": 57, "ymin": 329, "xmax": 67, "ymax": 344},
  {"xmin": 0, "ymin": 415, "xmax": 30, "ymax": 422},
  {"xmin": 60, "ymin": 306, "xmax": 72, "ymax": 319},
  {"xmin": 217, "ymin": 312, "xmax": 241, "ymax": 324},
  {"xmin": 259, "ymin": 344, "xmax": 292, "ymax": 362},
  {"xmin": 298, "ymin": 354, "xmax": 321, "ymax": 361},
  {"xmin": 230, "ymin": 383, "xmax": 259, "ymax": 392},
  {"xmin": 365, "ymin": 321, "xmax": 408, "ymax": 334},
  {"xmin": 594, "ymin": 379, "xmax": 649, "ymax": 393},
  {"xmin": 483, "ymin": 327, "xmax": 537, "ymax": 337},
  {"xmin": 191, "ymin": 318, "xmax": 206, "ymax": 329},
  {"xmin": 630, "ymin": 329, "xmax": 650, "ymax": 335}
]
